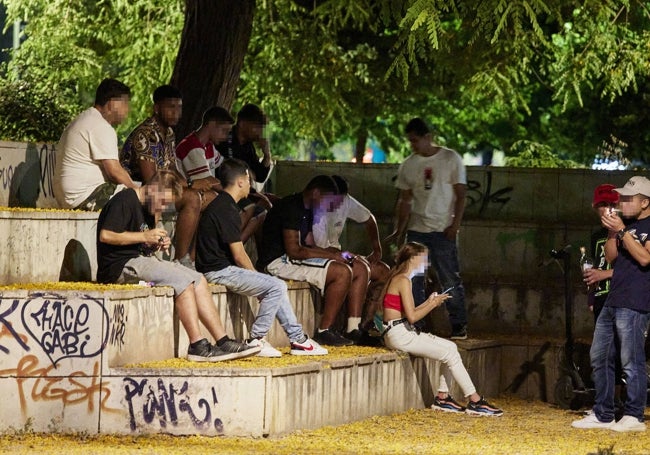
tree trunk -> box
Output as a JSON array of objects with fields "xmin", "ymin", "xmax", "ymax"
[
  {"xmin": 354, "ymin": 128, "xmax": 368, "ymax": 164},
  {"xmin": 171, "ymin": 0, "xmax": 256, "ymax": 140}
]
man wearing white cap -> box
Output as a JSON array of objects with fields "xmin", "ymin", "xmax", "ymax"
[{"xmin": 573, "ymin": 176, "xmax": 650, "ymax": 432}]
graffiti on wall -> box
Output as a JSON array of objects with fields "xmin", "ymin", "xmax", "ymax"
[
  {"xmin": 39, "ymin": 144, "xmax": 56, "ymax": 199},
  {"xmin": 0, "ymin": 293, "xmax": 116, "ymax": 421},
  {"xmin": 466, "ymin": 171, "xmax": 513, "ymax": 215},
  {"xmin": 123, "ymin": 377, "xmax": 224, "ymax": 433},
  {"xmin": 0, "ymin": 355, "xmax": 119, "ymax": 418},
  {"xmin": 109, "ymin": 303, "xmax": 127, "ymax": 351},
  {"xmin": 19, "ymin": 293, "xmax": 109, "ymax": 367}
]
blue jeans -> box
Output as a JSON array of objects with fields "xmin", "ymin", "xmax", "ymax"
[
  {"xmin": 591, "ymin": 306, "xmax": 649, "ymax": 422},
  {"xmin": 204, "ymin": 267, "xmax": 304, "ymax": 342},
  {"xmin": 406, "ymin": 230, "xmax": 467, "ymax": 329}
]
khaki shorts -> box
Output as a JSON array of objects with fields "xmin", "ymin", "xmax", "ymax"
[{"xmin": 265, "ymin": 255, "xmax": 333, "ymax": 293}]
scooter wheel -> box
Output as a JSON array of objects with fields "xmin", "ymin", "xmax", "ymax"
[{"xmin": 554, "ymin": 375, "xmax": 585, "ymax": 410}]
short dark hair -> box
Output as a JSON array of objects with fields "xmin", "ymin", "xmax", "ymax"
[
  {"xmin": 153, "ymin": 85, "xmax": 182, "ymax": 103},
  {"xmin": 202, "ymin": 106, "xmax": 234, "ymax": 126},
  {"xmin": 94, "ymin": 78, "xmax": 131, "ymax": 106},
  {"xmin": 218, "ymin": 158, "xmax": 249, "ymax": 188},
  {"xmin": 405, "ymin": 117, "xmax": 431, "ymax": 137},
  {"xmin": 237, "ymin": 103, "xmax": 267, "ymax": 125},
  {"xmin": 331, "ymin": 175, "xmax": 348, "ymax": 194},
  {"xmin": 304, "ymin": 175, "xmax": 339, "ymax": 194}
]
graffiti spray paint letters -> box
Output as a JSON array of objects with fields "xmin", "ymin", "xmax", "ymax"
[
  {"xmin": 0, "ymin": 298, "xmax": 31, "ymax": 354},
  {"xmin": 109, "ymin": 303, "xmax": 127, "ymax": 350},
  {"xmin": 20, "ymin": 294, "xmax": 109, "ymax": 366},
  {"xmin": 123, "ymin": 377, "xmax": 224, "ymax": 433}
]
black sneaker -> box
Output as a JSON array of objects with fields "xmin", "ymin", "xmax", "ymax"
[
  {"xmin": 345, "ymin": 328, "xmax": 362, "ymax": 344},
  {"xmin": 187, "ymin": 338, "xmax": 258, "ymax": 362},
  {"xmin": 431, "ymin": 395, "xmax": 466, "ymax": 413},
  {"xmin": 346, "ymin": 327, "xmax": 382, "ymax": 347},
  {"xmin": 466, "ymin": 396, "xmax": 503, "ymax": 417},
  {"xmin": 314, "ymin": 328, "xmax": 354, "ymax": 346},
  {"xmin": 450, "ymin": 325, "xmax": 468, "ymax": 340},
  {"xmin": 218, "ymin": 337, "xmax": 262, "ymax": 359}
]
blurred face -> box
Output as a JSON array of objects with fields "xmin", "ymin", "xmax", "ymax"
[
  {"xmin": 409, "ymin": 251, "xmax": 429, "ymax": 273},
  {"xmin": 145, "ymin": 186, "xmax": 175, "ymax": 215},
  {"xmin": 594, "ymin": 202, "xmax": 614, "ymax": 218},
  {"xmin": 313, "ymin": 190, "xmax": 336, "ymax": 212},
  {"xmin": 155, "ymin": 98, "xmax": 182, "ymax": 128},
  {"xmin": 321, "ymin": 194, "xmax": 345, "ymax": 213},
  {"xmin": 618, "ymin": 194, "xmax": 649, "ymax": 219},
  {"xmin": 241, "ymin": 120, "xmax": 265, "ymax": 142},
  {"xmin": 106, "ymin": 95, "xmax": 130, "ymax": 126},
  {"xmin": 407, "ymin": 132, "xmax": 430, "ymax": 155},
  {"xmin": 209, "ymin": 121, "xmax": 233, "ymax": 144}
]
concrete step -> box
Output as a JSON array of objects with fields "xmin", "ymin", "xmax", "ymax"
[{"xmin": 0, "ymin": 284, "xmax": 566, "ymax": 436}]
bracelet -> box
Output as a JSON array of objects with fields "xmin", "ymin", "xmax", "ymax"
[{"xmin": 616, "ymin": 229, "xmax": 626, "ymax": 240}]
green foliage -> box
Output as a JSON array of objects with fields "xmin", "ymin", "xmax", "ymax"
[
  {"xmin": 0, "ymin": 0, "xmax": 183, "ymax": 141},
  {"xmin": 505, "ymin": 140, "xmax": 581, "ymax": 168},
  {"xmin": 2, "ymin": 0, "xmax": 650, "ymax": 170}
]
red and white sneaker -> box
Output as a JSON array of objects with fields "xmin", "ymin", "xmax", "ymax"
[{"xmin": 290, "ymin": 336, "xmax": 328, "ymax": 356}]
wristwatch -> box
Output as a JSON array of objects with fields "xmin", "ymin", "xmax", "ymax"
[{"xmin": 616, "ymin": 229, "xmax": 626, "ymax": 240}]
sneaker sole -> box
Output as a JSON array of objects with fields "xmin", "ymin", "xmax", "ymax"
[
  {"xmin": 187, "ymin": 345, "xmax": 262, "ymax": 362},
  {"xmin": 431, "ymin": 404, "xmax": 465, "ymax": 413},
  {"xmin": 290, "ymin": 349, "xmax": 328, "ymax": 356},
  {"xmin": 256, "ymin": 351, "xmax": 283, "ymax": 358},
  {"xmin": 466, "ymin": 409, "xmax": 503, "ymax": 417}
]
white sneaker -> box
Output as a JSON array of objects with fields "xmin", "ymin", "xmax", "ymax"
[
  {"xmin": 611, "ymin": 415, "xmax": 646, "ymax": 432},
  {"xmin": 290, "ymin": 336, "xmax": 328, "ymax": 356},
  {"xmin": 571, "ymin": 411, "xmax": 615, "ymax": 429},
  {"xmin": 247, "ymin": 338, "xmax": 282, "ymax": 358}
]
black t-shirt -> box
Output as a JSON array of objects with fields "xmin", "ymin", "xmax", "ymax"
[
  {"xmin": 590, "ymin": 227, "xmax": 612, "ymax": 302},
  {"xmin": 257, "ymin": 193, "xmax": 311, "ymax": 270},
  {"xmin": 606, "ymin": 216, "xmax": 650, "ymax": 312},
  {"xmin": 96, "ymin": 189, "xmax": 154, "ymax": 283},
  {"xmin": 217, "ymin": 125, "xmax": 270, "ymax": 183},
  {"xmin": 196, "ymin": 192, "xmax": 242, "ymax": 273}
]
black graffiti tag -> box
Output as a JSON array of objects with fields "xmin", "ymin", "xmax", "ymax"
[
  {"xmin": 0, "ymin": 298, "xmax": 30, "ymax": 354},
  {"xmin": 123, "ymin": 377, "xmax": 223, "ymax": 433},
  {"xmin": 21, "ymin": 294, "xmax": 109, "ymax": 366},
  {"xmin": 109, "ymin": 303, "xmax": 127, "ymax": 350}
]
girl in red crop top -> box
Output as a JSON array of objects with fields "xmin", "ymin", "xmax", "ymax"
[{"xmin": 379, "ymin": 241, "xmax": 503, "ymax": 416}]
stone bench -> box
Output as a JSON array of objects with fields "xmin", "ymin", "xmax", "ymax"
[
  {"xmin": 0, "ymin": 209, "xmax": 100, "ymax": 284},
  {"xmin": 0, "ymin": 283, "xmax": 521, "ymax": 436}
]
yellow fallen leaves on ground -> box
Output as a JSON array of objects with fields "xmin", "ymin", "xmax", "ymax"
[
  {"xmin": 128, "ymin": 346, "xmax": 395, "ymax": 369},
  {"xmin": 1, "ymin": 397, "xmax": 649, "ymax": 455}
]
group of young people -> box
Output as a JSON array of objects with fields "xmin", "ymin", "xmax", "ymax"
[{"xmin": 52, "ymin": 78, "xmax": 505, "ymax": 416}]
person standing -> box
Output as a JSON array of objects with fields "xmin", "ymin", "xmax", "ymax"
[
  {"xmin": 96, "ymin": 170, "xmax": 260, "ymax": 362},
  {"xmin": 385, "ymin": 117, "xmax": 468, "ymax": 339},
  {"xmin": 54, "ymin": 78, "xmax": 138, "ymax": 210},
  {"xmin": 583, "ymin": 184, "xmax": 618, "ymax": 321},
  {"xmin": 196, "ymin": 159, "xmax": 327, "ymax": 357},
  {"xmin": 572, "ymin": 176, "xmax": 650, "ymax": 432}
]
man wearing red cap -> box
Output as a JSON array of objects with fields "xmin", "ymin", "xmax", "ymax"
[{"xmin": 583, "ymin": 184, "xmax": 619, "ymax": 320}]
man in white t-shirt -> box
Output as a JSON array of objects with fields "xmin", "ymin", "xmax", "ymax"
[
  {"xmin": 313, "ymin": 175, "xmax": 389, "ymax": 343},
  {"xmin": 54, "ymin": 78, "xmax": 138, "ymax": 210},
  {"xmin": 385, "ymin": 117, "xmax": 469, "ymax": 339}
]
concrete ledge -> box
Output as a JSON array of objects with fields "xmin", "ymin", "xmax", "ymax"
[{"xmin": 0, "ymin": 209, "xmax": 99, "ymax": 284}]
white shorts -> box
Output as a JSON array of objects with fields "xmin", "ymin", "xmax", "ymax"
[{"xmin": 265, "ymin": 255, "xmax": 333, "ymax": 293}]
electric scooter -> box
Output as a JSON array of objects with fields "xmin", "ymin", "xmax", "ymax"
[{"xmin": 547, "ymin": 245, "xmax": 595, "ymax": 410}]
